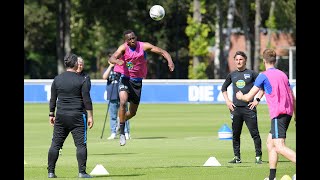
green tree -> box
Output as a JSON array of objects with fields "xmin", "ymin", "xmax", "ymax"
[
  {"xmin": 24, "ymin": 0, "xmax": 295, "ymax": 79},
  {"xmin": 185, "ymin": 0, "xmax": 211, "ymax": 79},
  {"xmin": 24, "ymin": 0, "xmax": 57, "ymax": 78}
]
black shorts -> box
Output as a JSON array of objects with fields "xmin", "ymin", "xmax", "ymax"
[
  {"xmin": 118, "ymin": 76, "xmax": 142, "ymax": 104},
  {"xmin": 270, "ymin": 114, "xmax": 292, "ymax": 139}
]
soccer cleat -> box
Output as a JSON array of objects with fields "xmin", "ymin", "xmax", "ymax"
[
  {"xmin": 78, "ymin": 173, "xmax": 92, "ymax": 178},
  {"xmin": 125, "ymin": 133, "xmax": 131, "ymax": 140},
  {"xmin": 263, "ymin": 178, "xmax": 276, "ymax": 180},
  {"xmin": 255, "ymin": 156, "xmax": 262, "ymax": 164},
  {"xmin": 228, "ymin": 156, "xmax": 241, "ymax": 163},
  {"xmin": 48, "ymin": 172, "xmax": 57, "ymax": 178},
  {"xmin": 120, "ymin": 134, "xmax": 126, "ymax": 146},
  {"xmin": 107, "ymin": 133, "xmax": 116, "ymax": 140}
]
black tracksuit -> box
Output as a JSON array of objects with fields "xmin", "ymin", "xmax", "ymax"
[
  {"xmin": 221, "ymin": 69, "xmax": 262, "ymax": 158},
  {"xmin": 47, "ymin": 71, "xmax": 92, "ymax": 174}
]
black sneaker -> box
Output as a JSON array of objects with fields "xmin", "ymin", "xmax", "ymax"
[
  {"xmin": 78, "ymin": 173, "xmax": 92, "ymax": 178},
  {"xmin": 48, "ymin": 172, "xmax": 57, "ymax": 178},
  {"xmin": 228, "ymin": 156, "xmax": 241, "ymax": 163},
  {"xmin": 255, "ymin": 156, "xmax": 262, "ymax": 164}
]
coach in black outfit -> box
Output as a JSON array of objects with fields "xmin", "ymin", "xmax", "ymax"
[
  {"xmin": 221, "ymin": 51, "xmax": 264, "ymax": 164},
  {"xmin": 47, "ymin": 53, "xmax": 94, "ymax": 178}
]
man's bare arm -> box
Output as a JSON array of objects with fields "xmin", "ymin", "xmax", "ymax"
[
  {"xmin": 109, "ymin": 45, "xmax": 125, "ymax": 65},
  {"xmin": 144, "ymin": 42, "xmax": 174, "ymax": 72},
  {"xmin": 236, "ymin": 86, "xmax": 260, "ymax": 102}
]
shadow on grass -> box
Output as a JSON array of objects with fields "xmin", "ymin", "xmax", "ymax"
[
  {"xmin": 133, "ymin": 137, "xmax": 167, "ymax": 139},
  {"xmin": 134, "ymin": 165, "xmax": 225, "ymax": 169},
  {"xmin": 48, "ymin": 174, "xmax": 145, "ymax": 179},
  {"xmin": 90, "ymin": 152, "xmax": 137, "ymax": 156},
  {"xmin": 224, "ymin": 165, "xmax": 253, "ymax": 168},
  {"xmin": 133, "ymin": 165, "xmax": 256, "ymax": 169},
  {"xmin": 134, "ymin": 165, "xmax": 202, "ymax": 169},
  {"xmin": 248, "ymin": 160, "xmax": 291, "ymax": 164},
  {"xmin": 92, "ymin": 174, "xmax": 145, "ymax": 178}
]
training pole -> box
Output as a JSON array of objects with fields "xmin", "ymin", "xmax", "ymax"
[{"xmin": 100, "ymin": 82, "xmax": 115, "ymax": 139}]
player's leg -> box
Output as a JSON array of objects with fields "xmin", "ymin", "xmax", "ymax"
[
  {"xmin": 47, "ymin": 115, "xmax": 69, "ymax": 178},
  {"xmin": 118, "ymin": 90, "xmax": 129, "ymax": 146},
  {"xmin": 124, "ymin": 102, "xmax": 131, "ymax": 139},
  {"xmin": 71, "ymin": 114, "xmax": 91, "ymax": 178},
  {"xmin": 273, "ymin": 138, "xmax": 296, "ymax": 162},
  {"xmin": 120, "ymin": 79, "xmax": 142, "ymax": 145},
  {"xmin": 266, "ymin": 133, "xmax": 278, "ymax": 180},
  {"xmin": 272, "ymin": 115, "xmax": 296, "ymax": 163},
  {"xmin": 118, "ymin": 76, "xmax": 130, "ymax": 145},
  {"xmin": 229, "ymin": 107, "xmax": 243, "ymax": 163},
  {"xmin": 244, "ymin": 107, "xmax": 262, "ymax": 163},
  {"xmin": 124, "ymin": 79, "xmax": 142, "ymax": 120},
  {"xmin": 125, "ymin": 103, "xmax": 139, "ymax": 120},
  {"xmin": 119, "ymin": 92, "xmax": 129, "ymax": 124}
]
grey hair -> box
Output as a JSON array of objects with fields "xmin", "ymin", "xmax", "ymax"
[{"xmin": 77, "ymin": 56, "xmax": 84, "ymax": 64}]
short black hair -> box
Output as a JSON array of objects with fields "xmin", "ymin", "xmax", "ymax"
[
  {"xmin": 123, "ymin": 29, "xmax": 134, "ymax": 36},
  {"xmin": 63, "ymin": 52, "xmax": 78, "ymax": 68},
  {"xmin": 234, "ymin": 51, "xmax": 247, "ymax": 60}
]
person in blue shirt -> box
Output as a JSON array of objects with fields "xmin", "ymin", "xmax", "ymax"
[{"xmin": 102, "ymin": 61, "xmax": 130, "ymax": 140}]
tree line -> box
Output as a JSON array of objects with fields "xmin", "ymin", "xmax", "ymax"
[{"xmin": 24, "ymin": 0, "xmax": 295, "ymax": 79}]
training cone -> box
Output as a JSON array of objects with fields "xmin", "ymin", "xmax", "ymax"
[
  {"xmin": 203, "ymin": 157, "xmax": 221, "ymax": 166},
  {"xmin": 90, "ymin": 164, "xmax": 109, "ymax": 176},
  {"xmin": 218, "ymin": 124, "xmax": 232, "ymax": 140}
]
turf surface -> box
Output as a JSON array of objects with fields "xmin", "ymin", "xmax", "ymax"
[{"xmin": 24, "ymin": 103, "xmax": 296, "ymax": 180}]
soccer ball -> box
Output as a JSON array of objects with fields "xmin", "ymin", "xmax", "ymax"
[{"xmin": 149, "ymin": 5, "xmax": 165, "ymax": 21}]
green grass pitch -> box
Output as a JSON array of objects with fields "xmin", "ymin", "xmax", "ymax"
[{"xmin": 24, "ymin": 103, "xmax": 296, "ymax": 180}]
